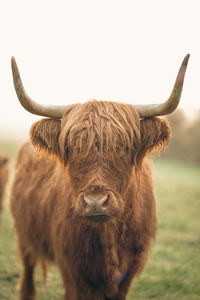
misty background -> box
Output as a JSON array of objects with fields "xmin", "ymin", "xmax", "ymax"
[{"xmin": 0, "ymin": 0, "xmax": 200, "ymax": 164}]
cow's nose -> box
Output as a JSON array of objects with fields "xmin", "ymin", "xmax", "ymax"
[{"xmin": 83, "ymin": 195, "xmax": 109, "ymax": 216}]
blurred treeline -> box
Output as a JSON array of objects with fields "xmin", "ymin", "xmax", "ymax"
[{"xmin": 163, "ymin": 109, "xmax": 200, "ymax": 165}]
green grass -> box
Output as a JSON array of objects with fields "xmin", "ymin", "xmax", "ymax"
[
  {"xmin": 128, "ymin": 159, "xmax": 200, "ymax": 300},
  {"xmin": 0, "ymin": 158, "xmax": 200, "ymax": 299}
]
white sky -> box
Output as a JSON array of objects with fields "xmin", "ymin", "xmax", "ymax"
[{"xmin": 0, "ymin": 0, "xmax": 199, "ymax": 141}]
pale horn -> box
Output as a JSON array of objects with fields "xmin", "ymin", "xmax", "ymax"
[
  {"xmin": 134, "ymin": 54, "xmax": 190, "ymax": 117},
  {"xmin": 12, "ymin": 55, "xmax": 189, "ymax": 119},
  {"xmin": 11, "ymin": 57, "xmax": 68, "ymax": 119}
]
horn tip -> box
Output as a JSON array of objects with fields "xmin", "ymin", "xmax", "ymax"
[
  {"xmin": 183, "ymin": 53, "xmax": 190, "ymax": 66},
  {"xmin": 11, "ymin": 56, "xmax": 16, "ymax": 65},
  {"xmin": 11, "ymin": 56, "xmax": 20, "ymax": 79},
  {"xmin": 177, "ymin": 54, "xmax": 190, "ymax": 82}
]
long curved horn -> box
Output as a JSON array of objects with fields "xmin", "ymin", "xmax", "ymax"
[
  {"xmin": 134, "ymin": 54, "xmax": 190, "ymax": 117},
  {"xmin": 11, "ymin": 57, "xmax": 69, "ymax": 119}
]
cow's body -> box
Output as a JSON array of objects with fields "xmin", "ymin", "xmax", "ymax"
[
  {"xmin": 0, "ymin": 152, "xmax": 9, "ymax": 214},
  {"xmin": 11, "ymin": 101, "xmax": 170, "ymax": 300}
]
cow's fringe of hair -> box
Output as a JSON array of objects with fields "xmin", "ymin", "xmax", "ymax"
[{"xmin": 59, "ymin": 100, "xmax": 141, "ymax": 164}]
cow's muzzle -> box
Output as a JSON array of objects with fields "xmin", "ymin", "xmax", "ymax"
[
  {"xmin": 83, "ymin": 194, "xmax": 109, "ymax": 218},
  {"xmin": 76, "ymin": 187, "xmax": 123, "ymax": 222}
]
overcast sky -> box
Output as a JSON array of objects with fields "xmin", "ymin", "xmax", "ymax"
[{"xmin": 0, "ymin": 0, "xmax": 199, "ymax": 140}]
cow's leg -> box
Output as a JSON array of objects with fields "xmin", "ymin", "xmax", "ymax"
[
  {"xmin": 105, "ymin": 295, "xmax": 126, "ymax": 300},
  {"xmin": 61, "ymin": 271, "xmax": 105, "ymax": 300},
  {"xmin": 110, "ymin": 252, "xmax": 148, "ymax": 300},
  {"xmin": 63, "ymin": 289, "xmax": 105, "ymax": 300},
  {"xmin": 19, "ymin": 247, "xmax": 37, "ymax": 300},
  {"xmin": 58, "ymin": 263, "xmax": 78, "ymax": 300}
]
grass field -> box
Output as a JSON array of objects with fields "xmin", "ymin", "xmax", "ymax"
[{"xmin": 0, "ymin": 155, "xmax": 199, "ymax": 299}]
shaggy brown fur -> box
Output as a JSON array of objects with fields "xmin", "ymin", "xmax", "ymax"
[
  {"xmin": 0, "ymin": 152, "xmax": 9, "ymax": 214},
  {"xmin": 10, "ymin": 100, "xmax": 170, "ymax": 300}
]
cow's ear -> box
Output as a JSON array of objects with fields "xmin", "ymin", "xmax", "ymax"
[
  {"xmin": 138, "ymin": 117, "xmax": 171, "ymax": 161},
  {"xmin": 30, "ymin": 118, "xmax": 61, "ymax": 156}
]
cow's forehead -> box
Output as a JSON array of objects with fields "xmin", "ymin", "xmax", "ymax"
[
  {"xmin": 59, "ymin": 100, "xmax": 141, "ymax": 157},
  {"xmin": 61, "ymin": 100, "xmax": 139, "ymax": 126}
]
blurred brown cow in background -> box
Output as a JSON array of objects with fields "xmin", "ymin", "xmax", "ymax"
[
  {"xmin": 10, "ymin": 54, "xmax": 189, "ymax": 300},
  {"xmin": 0, "ymin": 152, "xmax": 9, "ymax": 215}
]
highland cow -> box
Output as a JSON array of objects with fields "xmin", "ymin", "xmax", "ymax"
[
  {"xmin": 0, "ymin": 152, "xmax": 9, "ymax": 214},
  {"xmin": 10, "ymin": 54, "xmax": 189, "ymax": 300}
]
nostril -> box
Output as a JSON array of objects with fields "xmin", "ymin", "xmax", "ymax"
[
  {"xmin": 83, "ymin": 198, "xmax": 88, "ymax": 208},
  {"xmin": 102, "ymin": 196, "xmax": 109, "ymax": 207}
]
